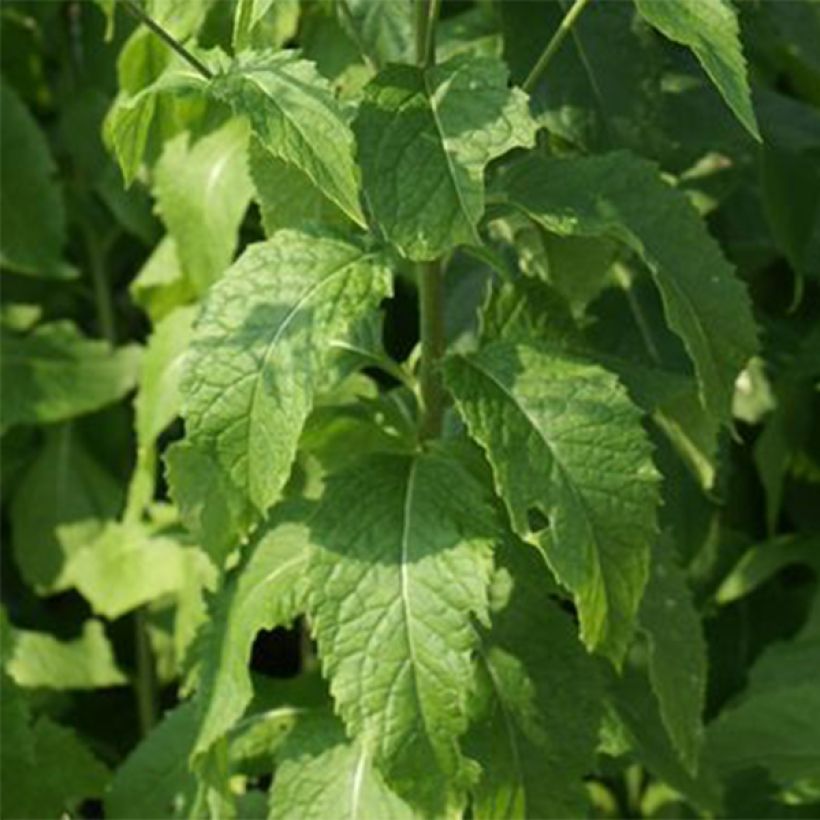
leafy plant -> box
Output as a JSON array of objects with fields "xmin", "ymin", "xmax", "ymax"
[{"xmin": 1, "ymin": 0, "xmax": 819, "ymax": 818}]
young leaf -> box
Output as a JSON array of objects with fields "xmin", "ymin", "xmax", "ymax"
[
  {"xmin": 269, "ymin": 712, "xmax": 417, "ymax": 820},
  {"xmin": 1, "ymin": 322, "xmax": 142, "ymax": 432},
  {"xmin": 354, "ymin": 54, "xmax": 537, "ymax": 261},
  {"xmin": 467, "ymin": 543, "xmax": 604, "ymax": 819},
  {"xmin": 154, "ymin": 119, "xmax": 253, "ymax": 294},
  {"xmin": 0, "ymin": 79, "xmax": 72, "ymax": 279},
  {"xmin": 503, "ymin": 152, "xmax": 759, "ymax": 424},
  {"xmin": 634, "ymin": 0, "xmax": 760, "ymax": 140},
  {"xmin": 445, "ymin": 342, "xmax": 660, "ymax": 664},
  {"xmin": 6, "ymin": 619, "xmax": 127, "ymax": 690},
  {"xmin": 190, "ymin": 501, "xmax": 312, "ymax": 762},
  {"xmin": 167, "ymin": 229, "xmax": 391, "ymax": 560},
  {"xmin": 106, "ymin": 702, "xmax": 200, "ymax": 820},
  {"xmin": 639, "ymin": 538, "xmax": 707, "ymax": 775},
  {"xmin": 10, "ymin": 425, "xmax": 123, "ymax": 591},
  {"xmin": 208, "ymin": 51, "xmax": 366, "ymax": 226},
  {"xmin": 306, "ymin": 446, "xmax": 498, "ymax": 814}
]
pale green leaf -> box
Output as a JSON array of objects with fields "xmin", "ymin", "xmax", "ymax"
[
  {"xmin": 467, "ymin": 542, "xmax": 603, "ymax": 819},
  {"xmin": 129, "ymin": 235, "xmax": 196, "ymax": 323},
  {"xmin": 6, "ymin": 619, "xmax": 126, "ymax": 690},
  {"xmin": 504, "ymin": 152, "xmax": 759, "ymax": 423},
  {"xmin": 191, "ymin": 502, "xmax": 312, "ymax": 761},
  {"xmin": 269, "ymin": 712, "xmax": 418, "ymax": 820},
  {"xmin": 1, "ymin": 322, "xmax": 142, "ymax": 431},
  {"xmin": 635, "ymin": 0, "xmax": 760, "ymax": 140},
  {"xmin": 249, "ymin": 138, "xmax": 349, "ymax": 235},
  {"xmin": 233, "ymin": 0, "xmax": 299, "ymax": 51},
  {"xmin": 337, "ymin": 0, "xmax": 414, "ymax": 67},
  {"xmin": 155, "ymin": 119, "xmax": 253, "ymax": 294},
  {"xmin": 639, "ymin": 538, "xmax": 707, "ymax": 775},
  {"xmin": 233, "ymin": 0, "xmax": 276, "ymax": 50},
  {"xmin": 107, "ymin": 702, "xmax": 199, "ymax": 820},
  {"xmin": 167, "ymin": 230, "xmax": 391, "ymax": 560},
  {"xmin": 136, "ymin": 306, "xmax": 197, "ymax": 449},
  {"xmin": 0, "ymin": 78, "xmax": 72, "ymax": 279},
  {"xmin": 209, "ymin": 51, "xmax": 365, "ymax": 226},
  {"xmin": 65, "ymin": 521, "xmax": 192, "ymax": 619},
  {"xmin": 354, "ymin": 54, "xmax": 537, "ymax": 260},
  {"xmin": 445, "ymin": 342, "xmax": 660, "ymax": 663},
  {"xmin": 10, "ymin": 425, "xmax": 123, "ymax": 591},
  {"xmin": 307, "ymin": 446, "xmax": 497, "ymax": 814}
]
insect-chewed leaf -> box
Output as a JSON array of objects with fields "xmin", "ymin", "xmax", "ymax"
[
  {"xmin": 166, "ymin": 229, "xmax": 392, "ymax": 560},
  {"xmin": 635, "ymin": 0, "xmax": 760, "ymax": 140},
  {"xmin": 445, "ymin": 341, "xmax": 660, "ymax": 664},
  {"xmin": 306, "ymin": 445, "xmax": 498, "ymax": 815},
  {"xmin": 503, "ymin": 152, "xmax": 759, "ymax": 424},
  {"xmin": 354, "ymin": 54, "xmax": 537, "ymax": 260}
]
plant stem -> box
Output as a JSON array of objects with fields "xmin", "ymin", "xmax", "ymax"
[
  {"xmin": 415, "ymin": 0, "xmax": 441, "ymax": 68},
  {"xmin": 82, "ymin": 224, "xmax": 116, "ymax": 345},
  {"xmin": 522, "ymin": 0, "xmax": 594, "ymax": 93},
  {"xmin": 122, "ymin": 0, "xmax": 213, "ymax": 80},
  {"xmin": 134, "ymin": 609, "xmax": 158, "ymax": 736},
  {"xmin": 418, "ymin": 260, "xmax": 446, "ymax": 439}
]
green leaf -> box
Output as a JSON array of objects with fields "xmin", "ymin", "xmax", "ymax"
[
  {"xmin": 249, "ymin": 138, "xmax": 349, "ymax": 235},
  {"xmin": 232, "ymin": 0, "xmax": 276, "ymax": 50},
  {"xmin": 154, "ymin": 119, "xmax": 253, "ymax": 294},
  {"xmin": 64, "ymin": 521, "xmax": 193, "ymax": 619},
  {"xmin": 191, "ymin": 502, "xmax": 312, "ymax": 762},
  {"xmin": 306, "ymin": 446, "xmax": 498, "ymax": 814},
  {"xmin": 1, "ymin": 676, "xmax": 110, "ymax": 819},
  {"xmin": 336, "ymin": 0, "xmax": 414, "ymax": 67},
  {"xmin": 706, "ymin": 596, "xmax": 820, "ymax": 787},
  {"xmin": 445, "ymin": 342, "xmax": 660, "ymax": 664},
  {"xmin": 1, "ymin": 322, "xmax": 142, "ymax": 432},
  {"xmin": 6, "ymin": 619, "xmax": 126, "ymax": 690},
  {"xmin": 269, "ymin": 712, "xmax": 418, "ymax": 820},
  {"xmin": 129, "ymin": 236, "xmax": 196, "ymax": 323},
  {"xmin": 467, "ymin": 542, "xmax": 603, "ymax": 819},
  {"xmin": 635, "ymin": 0, "xmax": 760, "ymax": 140},
  {"xmin": 209, "ymin": 50, "xmax": 365, "ymax": 226},
  {"xmin": 0, "ymin": 78, "xmax": 72, "ymax": 279},
  {"xmin": 107, "ymin": 702, "xmax": 199, "ymax": 820},
  {"xmin": 354, "ymin": 54, "xmax": 536, "ymax": 261},
  {"xmin": 167, "ymin": 230, "xmax": 391, "ymax": 560},
  {"xmin": 504, "ymin": 152, "xmax": 758, "ymax": 423},
  {"xmin": 10, "ymin": 425, "xmax": 123, "ymax": 592},
  {"xmin": 638, "ymin": 537, "xmax": 707, "ymax": 775}
]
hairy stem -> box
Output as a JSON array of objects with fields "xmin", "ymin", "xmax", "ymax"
[
  {"xmin": 522, "ymin": 0, "xmax": 594, "ymax": 93},
  {"xmin": 418, "ymin": 260, "xmax": 446, "ymax": 439},
  {"xmin": 122, "ymin": 0, "xmax": 213, "ymax": 79}
]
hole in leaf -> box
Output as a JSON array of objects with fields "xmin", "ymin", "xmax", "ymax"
[{"xmin": 526, "ymin": 507, "xmax": 550, "ymax": 534}]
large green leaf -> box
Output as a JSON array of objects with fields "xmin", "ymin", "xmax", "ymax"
[
  {"xmin": 209, "ymin": 50, "xmax": 365, "ymax": 226},
  {"xmin": 635, "ymin": 0, "xmax": 760, "ymax": 140},
  {"xmin": 445, "ymin": 342, "xmax": 659, "ymax": 664},
  {"xmin": 5, "ymin": 619, "xmax": 126, "ymax": 690},
  {"xmin": 467, "ymin": 543, "xmax": 603, "ymax": 819},
  {"xmin": 354, "ymin": 54, "xmax": 536, "ymax": 260},
  {"xmin": 269, "ymin": 712, "xmax": 417, "ymax": 820},
  {"xmin": 106, "ymin": 702, "xmax": 199, "ymax": 820},
  {"xmin": 154, "ymin": 119, "xmax": 253, "ymax": 294},
  {"xmin": 190, "ymin": 502, "xmax": 312, "ymax": 762},
  {"xmin": 639, "ymin": 538, "xmax": 707, "ymax": 774},
  {"xmin": 1, "ymin": 676, "xmax": 110, "ymax": 819},
  {"xmin": 166, "ymin": 229, "xmax": 391, "ymax": 560},
  {"xmin": 10, "ymin": 425, "xmax": 123, "ymax": 592},
  {"xmin": 1, "ymin": 322, "xmax": 142, "ymax": 432},
  {"xmin": 0, "ymin": 78, "xmax": 72, "ymax": 279},
  {"xmin": 336, "ymin": 0, "xmax": 414, "ymax": 67},
  {"xmin": 503, "ymin": 152, "xmax": 758, "ymax": 423},
  {"xmin": 306, "ymin": 446, "xmax": 498, "ymax": 814}
]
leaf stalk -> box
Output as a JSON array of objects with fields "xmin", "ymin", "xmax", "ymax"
[
  {"xmin": 417, "ymin": 260, "xmax": 446, "ymax": 439},
  {"xmin": 522, "ymin": 0, "xmax": 594, "ymax": 93}
]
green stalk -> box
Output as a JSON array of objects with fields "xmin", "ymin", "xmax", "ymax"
[
  {"xmin": 122, "ymin": 0, "xmax": 213, "ymax": 79},
  {"xmin": 418, "ymin": 260, "xmax": 446, "ymax": 439},
  {"xmin": 522, "ymin": 0, "xmax": 594, "ymax": 93},
  {"xmin": 134, "ymin": 609, "xmax": 158, "ymax": 735},
  {"xmin": 81, "ymin": 224, "xmax": 116, "ymax": 345}
]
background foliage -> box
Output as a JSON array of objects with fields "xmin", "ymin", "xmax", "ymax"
[{"xmin": 1, "ymin": 0, "xmax": 819, "ymax": 818}]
